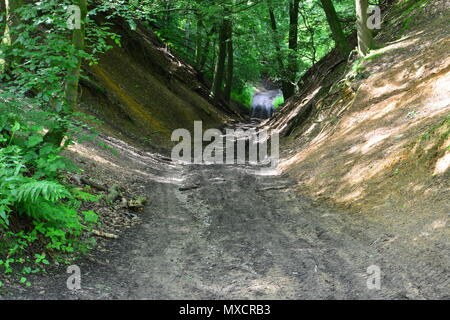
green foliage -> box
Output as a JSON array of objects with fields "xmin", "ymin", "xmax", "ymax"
[
  {"xmin": 0, "ymin": 0, "xmax": 118, "ymax": 141},
  {"xmin": 102, "ymin": 0, "xmax": 357, "ymax": 96},
  {"xmin": 401, "ymin": 0, "xmax": 429, "ymax": 32},
  {"xmin": 398, "ymin": 0, "xmax": 430, "ymax": 18},
  {"xmin": 17, "ymin": 181, "xmax": 71, "ymax": 204},
  {"xmin": 0, "ymin": 119, "xmax": 90, "ymax": 223},
  {"xmin": 0, "ymin": 150, "xmax": 92, "ymax": 284},
  {"xmin": 273, "ymin": 95, "xmax": 285, "ymax": 109},
  {"xmin": 231, "ymin": 85, "xmax": 255, "ymax": 108},
  {"xmin": 0, "ymin": 0, "xmax": 114, "ymax": 283},
  {"xmin": 0, "ymin": 112, "xmax": 100, "ymax": 278}
]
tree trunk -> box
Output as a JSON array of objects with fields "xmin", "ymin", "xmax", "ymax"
[
  {"xmin": 44, "ymin": 0, "xmax": 87, "ymax": 146},
  {"xmin": 3, "ymin": 0, "xmax": 23, "ymax": 71},
  {"xmin": 320, "ymin": 0, "xmax": 351, "ymax": 59},
  {"xmin": 223, "ymin": 19, "xmax": 233, "ymax": 103},
  {"xmin": 0, "ymin": 1, "xmax": 5, "ymax": 72},
  {"xmin": 355, "ymin": 0, "xmax": 373, "ymax": 56},
  {"xmin": 212, "ymin": 17, "xmax": 228, "ymax": 103},
  {"xmin": 0, "ymin": 1, "xmax": 6, "ymax": 36},
  {"xmin": 269, "ymin": 3, "xmax": 285, "ymax": 81},
  {"xmin": 198, "ymin": 26, "xmax": 215, "ymax": 73},
  {"xmin": 4, "ymin": 0, "xmax": 22, "ymax": 44},
  {"xmin": 195, "ymin": 17, "xmax": 203, "ymax": 67},
  {"xmin": 283, "ymin": 0, "xmax": 300, "ymax": 100}
]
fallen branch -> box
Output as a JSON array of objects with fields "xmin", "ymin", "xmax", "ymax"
[
  {"xmin": 80, "ymin": 177, "xmax": 108, "ymax": 192},
  {"xmin": 179, "ymin": 184, "xmax": 201, "ymax": 191},
  {"xmin": 92, "ymin": 230, "xmax": 119, "ymax": 239}
]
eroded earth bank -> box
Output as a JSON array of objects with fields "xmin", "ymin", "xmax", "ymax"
[{"xmin": 4, "ymin": 0, "xmax": 449, "ymax": 300}]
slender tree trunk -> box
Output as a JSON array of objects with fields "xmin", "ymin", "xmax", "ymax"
[
  {"xmin": 355, "ymin": 0, "xmax": 373, "ymax": 56},
  {"xmin": 0, "ymin": 1, "xmax": 6, "ymax": 35},
  {"xmin": 0, "ymin": 1, "xmax": 5, "ymax": 72},
  {"xmin": 185, "ymin": 17, "xmax": 191, "ymax": 50},
  {"xmin": 2, "ymin": 0, "xmax": 23, "ymax": 71},
  {"xmin": 64, "ymin": 0, "xmax": 87, "ymax": 114},
  {"xmin": 298, "ymin": 7, "xmax": 317, "ymax": 65},
  {"xmin": 268, "ymin": 4, "xmax": 285, "ymax": 76},
  {"xmin": 195, "ymin": 17, "xmax": 203, "ymax": 67},
  {"xmin": 163, "ymin": 0, "xmax": 172, "ymax": 25},
  {"xmin": 283, "ymin": 0, "xmax": 300, "ymax": 100},
  {"xmin": 212, "ymin": 17, "xmax": 228, "ymax": 103},
  {"xmin": 210, "ymin": 36, "xmax": 217, "ymax": 75},
  {"xmin": 4, "ymin": 0, "xmax": 22, "ymax": 44},
  {"xmin": 198, "ymin": 36, "xmax": 210, "ymax": 72},
  {"xmin": 223, "ymin": 19, "xmax": 233, "ymax": 103},
  {"xmin": 198, "ymin": 26, "xmax": 215, "ymax": 73},
  {"xmin": 44, "ymin": 0, "xmax": 87, "ymax": 146},
  {"xmin": 320, "ymin": 0, "xmax": 351, "ymax": 59}
]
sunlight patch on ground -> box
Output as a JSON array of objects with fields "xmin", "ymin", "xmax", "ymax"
[
  {"xmin": 244, "ymin": 266, "xmax": 299, "ymax": 297},
  {"xmin": 410, "ymin": 183, "xmax": 425, "ymax": 192},
  {"xmin": 336, "ymin": 188, "xmax": 363, "ymax": 203},
  {"xmin": 414, "ymin": 218, "xmax": 448, "ymax": 240},
  {"xmin": 69, "ymin": 143, "xmax": 119, "ymax": 168},
  {"xmin": 348, "ymin": 129, "xmax": 392, "ymax": 154},
  {"xmin": 278, "ymin": 23, "xmax": 450, "ymax": 212},
  {"xmin": 252, "ymin": 168, "xmax": 281, "ymax": 176},
  {"xmin": 428, "ymin": 71, "xmax": 450, "ymax": 112},
  {"xmin": 434, "ymin": 152, "xmax": 450, "ymax": 175},
  {"xmin": 132, "ymin": 168, "xmax": 183, "ymax": 184},
  {"xmin": 385, "ymin": 34, "xmax": 419, "ymax": 48}
]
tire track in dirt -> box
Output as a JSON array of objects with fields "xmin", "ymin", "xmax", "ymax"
[{"xmin": 5, "ymin": 130, "xmax": 445, "ymax": 299}]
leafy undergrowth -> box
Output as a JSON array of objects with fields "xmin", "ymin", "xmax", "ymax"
[
  {"xmin": 0, "ymin": 112, "xmax": 146, "ymax": 292},
  {"xmin": 0, "ymin": 111, "xmax": 103, "ymax": 290},
  {"xmin": 231, "ymin": 84, "xmax": 255, "ymax": 109},
  {"xmin": 0, "ymin": 0, "xmax": 150, "ymax": 292}
]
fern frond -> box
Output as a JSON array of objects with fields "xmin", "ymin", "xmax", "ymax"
[
  {"xmin": 17, "ymin": 181, "xmax": 71, "ymax": 203},
  {"xmin": 20, "ymin": 199, "xmax": 79, "ymax": 225}
]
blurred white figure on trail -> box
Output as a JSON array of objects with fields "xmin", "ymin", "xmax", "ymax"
[{"xmin": 251, "ymin": 89, "xmax": 282, "ymax": 119}]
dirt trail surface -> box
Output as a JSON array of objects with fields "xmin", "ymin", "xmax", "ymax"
[{"xmin": 5, "ymin": 127, "xmax": 447, "ymax": 300}]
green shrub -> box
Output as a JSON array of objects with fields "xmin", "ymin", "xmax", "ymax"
[
  {"xmin": 231, "ymin": 84, "xmax": 255, "ymax": 108},
  {"xmin": 273, "ymin": 95, "xmax": 285, "ymax": 109},
  {"xmin": 0, "ymin": 113, "xmax": 99, "ymax": 277}
]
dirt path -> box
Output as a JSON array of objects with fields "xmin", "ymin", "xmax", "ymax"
[{"xmin": 4, "ymin": 126, "xmax": 447, "ymax": 300}]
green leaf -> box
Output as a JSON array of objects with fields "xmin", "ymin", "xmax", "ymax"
[
  {"xmin": 83, "ymin": 210, "xmax": 99, "ymax": 224},
  {"xmin": 128, "ymin": 19, "xmax": 137, "ymax": 31},
  {"xmin": 12, "ymin": 121, "xmax": 21, "ymax": 132},
  {"xmin": 26, "ymin": 135, "xmax": 44, "ymax": 148},
  {"xmin": 0, "ymin": 209, "xmax": 10, "ymax": 226}
]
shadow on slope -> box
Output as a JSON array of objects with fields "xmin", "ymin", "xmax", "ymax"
[{"xmin": 78, "ymin": 15, "xmax": 242, "ymax": 153}]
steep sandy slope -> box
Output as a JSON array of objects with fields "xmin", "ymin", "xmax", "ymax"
[
  {"xmin": 78, "ymin": 16, "xmax": 240, "ymax": 152},
  {"xmin": 4, "ymin": 0, "xmax": 448, "ymax": 300},
  {"xmin": 265, "ymin": 0, "xmax": 449, "ymax": 296}
]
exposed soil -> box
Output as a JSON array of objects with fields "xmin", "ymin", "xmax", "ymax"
[
  {"xmin": 266, "ymin": 3, "xmax": 450, "ymax": 298},
  {"xmin": 1, "ymin": 0, "xmax": 448, "ymax": 301},
  {"xmin": 2, "ymin": 126, "xmax": 447, "ymax": 300},
  {"xmin": 79, "ymin": 15, "xmax": 241, "ymax": 151}
]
